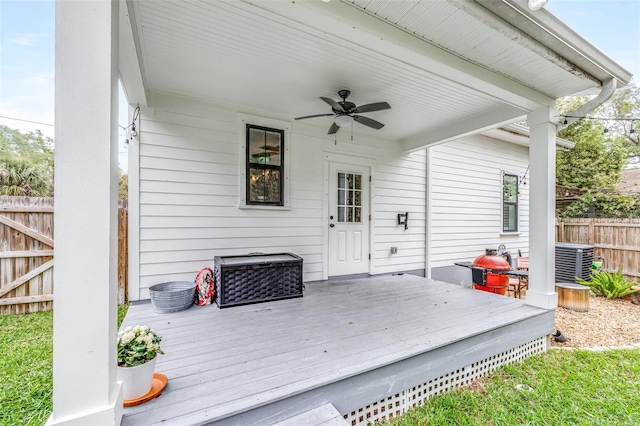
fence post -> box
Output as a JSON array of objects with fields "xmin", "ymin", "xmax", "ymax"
[
  {"xmin": 557, "ymin": 219, "xmax": 564, "ymax": 243},
  {"xmin": 588, "ymin": 219, "xmax": 595, "ymax": 246}
]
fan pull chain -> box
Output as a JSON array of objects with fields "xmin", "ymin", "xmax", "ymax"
[{"xmin": 351, "ymin": 119, "xmax": 354, "ymax": 141}]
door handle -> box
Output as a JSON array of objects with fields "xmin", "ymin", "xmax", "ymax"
[{"xmin": 329, "ymin": 224, "xmax": 335, "ymax": 228}]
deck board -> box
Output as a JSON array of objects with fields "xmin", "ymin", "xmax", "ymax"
[{"xmin": 121, "ymin": 275, "xmax": 550, "ymax": 425}]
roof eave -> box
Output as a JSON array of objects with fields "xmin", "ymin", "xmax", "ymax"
[{"xmin": 481, "ymin": 0, "xmax": 633, "ymax": 88}]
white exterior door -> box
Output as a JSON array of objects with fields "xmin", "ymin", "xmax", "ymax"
[{"xmin": 328, "ymin": 162, "xmax": 370, "ymax": 277}]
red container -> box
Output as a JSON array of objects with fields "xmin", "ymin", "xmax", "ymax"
[{"xmin": 472, "ymin": 249, "xmax": 511, "ymax": 295}]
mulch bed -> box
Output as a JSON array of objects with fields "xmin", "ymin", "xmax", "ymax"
[{"xmin": 552, "ymin": 295, "xmax": 640, "ymax": 348}]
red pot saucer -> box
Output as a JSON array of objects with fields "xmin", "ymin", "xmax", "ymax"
[{"xmin": 123, "ymin": 373, "xmax": 168, "ymax": 407}]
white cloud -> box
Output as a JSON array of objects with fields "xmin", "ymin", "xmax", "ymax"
[{"xmin": 6, "ymin": 32, "xmax": 40, "ymax": 47}]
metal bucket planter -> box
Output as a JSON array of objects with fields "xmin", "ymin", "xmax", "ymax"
[{"xmin": 149, "ymin": 281, "xmax": 196, "ymax": 313}]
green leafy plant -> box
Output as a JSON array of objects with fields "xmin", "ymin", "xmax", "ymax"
[
  {"xmin": 117, "ymin": 325, "xmax": 164, "ymax": 367},
  {"xmin": 576, "ymin": 269, "xmax": 640, "ymax": 299}
]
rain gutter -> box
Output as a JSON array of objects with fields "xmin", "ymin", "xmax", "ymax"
[{"xmin": 556, "ymin": 77, "xmax": 616, "ymax": 132}]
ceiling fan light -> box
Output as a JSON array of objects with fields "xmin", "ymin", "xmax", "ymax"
[{"xmin": 334, "ymin": 115, "xmax": 352, "ymax": 127}]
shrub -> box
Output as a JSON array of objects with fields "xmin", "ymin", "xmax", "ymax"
[{"xmin": 576, "ymin": 269, "xmax": 639, "ymax": 299}]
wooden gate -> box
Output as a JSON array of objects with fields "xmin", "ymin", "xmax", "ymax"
[
  {"xmin": 0, "ymin": 197, "xmax": 54, "ymax": 314},
  {"xmin": 0, "ymin": 196, "xmax": 128, "ymax": 314}
]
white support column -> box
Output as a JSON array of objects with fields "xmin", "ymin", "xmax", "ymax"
[
  {"xmin": 48, "ymin": 1, "xmax": 122, "ymax": 425},
  {"xmin": 425, "ymin": 147, "xmax": 433, "ymax": 278},
  {"xmin": 526, "ymin": 106, "xmax": 558, "ymax": 310}
]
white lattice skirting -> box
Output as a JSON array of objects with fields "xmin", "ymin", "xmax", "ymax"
[{"xmin": 343, "ymin": 336, "xmax": 548, "ymax": 426}]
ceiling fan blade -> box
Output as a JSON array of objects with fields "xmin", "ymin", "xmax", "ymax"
[
  {"xmin": 353, "ymin": 101, "xmax": 391, "ymax": 113},
  {"xmin": 321, "ymin": 97, "xmax": 345, "ymax": 112},
  {"xmin": 328, "ymin": 122, "xmax": 340, "ymax": 135},
  {"xmin": 353, "ymin": 115, "xmax": 385, "ymax": 130},
  {"xmin": 295, "ymin": 113, "xmax": 335, "ymax": 120}
]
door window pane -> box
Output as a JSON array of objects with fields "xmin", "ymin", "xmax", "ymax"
[
  {"xmin": 336, "ymin": 172, "xmax": 363, "ymax": 223},
  {"xmin": 338, "ymin": 189, "xmax": 346, "ymax": 205}
]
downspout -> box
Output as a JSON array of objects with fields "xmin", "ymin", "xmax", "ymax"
[{"xmin": 556, "ymin": 77, "xmax": 616, "ymax": 132}]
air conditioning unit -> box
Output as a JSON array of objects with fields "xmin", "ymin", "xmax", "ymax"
[{"xmin": 555, "ymin": 243, "xmax": 594, "ymax": 283}]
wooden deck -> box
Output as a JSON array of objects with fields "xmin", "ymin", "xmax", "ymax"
[{"xmin": 121, "ymin": 274, "xmax": 554, "ymax": 426}]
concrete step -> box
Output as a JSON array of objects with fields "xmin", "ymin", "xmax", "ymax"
[{"xmin": 272, "ymin": 403, "xmax": 349, "ymax": 426}]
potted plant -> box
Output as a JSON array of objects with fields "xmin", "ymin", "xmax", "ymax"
[{"xmin": 117, "ymin": 325, "xmax": 164, "ymax": 400}]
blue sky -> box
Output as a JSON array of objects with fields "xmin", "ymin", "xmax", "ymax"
[
  {"xmin": 1, "ymin": 0, "xmax": 639, "ymax": 169},
  {"xmin": 546, "ymin": 0, "xmax": 640, "ymax": 78}
]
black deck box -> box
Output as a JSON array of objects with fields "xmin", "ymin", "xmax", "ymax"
[{"xmin": 214, "ymin": 253, "xmax": 303, "ymax": 308}]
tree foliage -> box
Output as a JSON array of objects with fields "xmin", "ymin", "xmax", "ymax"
[
  {"xmin": 118, "ymin": 169, "xmax": 128, "ymax": 200},
  {"xmin": 557, "ymin": 97, "xmax": 628, "ymax": 190},
  {"xmin": 0, "ymin": 125, "xmax": 129, "ymax": 199},
  {"xmin": 602, "ymin": 84, "xmax": 640, "ymax": 159},
  {"xmin": 0, "ymin": 157, "xmax": 52, "ymax": 196},
  {"xmin": 556, "ymin": 87, "xmax": 640, "ymax": 218},
  {"xmin": 0, "ymin": 126, "xmax": 54, "ymax": 197}
]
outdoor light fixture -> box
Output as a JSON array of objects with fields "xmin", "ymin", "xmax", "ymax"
[
  {"xmin": 334, "ymin": 115, "xmax": 352, "ymax": 127},
  {"xmin": 527, "ymin": 0, "xmax": 548, "ymax": 11}
]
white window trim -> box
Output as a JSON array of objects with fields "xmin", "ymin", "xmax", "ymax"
[
  {"xmin": 237, "ymin": 113, "xmax": 291, "ymax": 209},
  {"xmin": 501, "ymin": 170, "xmax": 519, "ymax": 233}
]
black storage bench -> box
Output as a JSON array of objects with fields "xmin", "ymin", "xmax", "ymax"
[{"xmin": 214, "ymin": 253, "xmax": 303, "ymax": 308}]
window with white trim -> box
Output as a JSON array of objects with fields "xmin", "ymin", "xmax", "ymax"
[
  {"xmin": 246, "ymin": 124, "xmax": 284, "ymax": 206},
  {"xmin": 502, "ymin": 172, "xmax": 518, "ymax": 232}
]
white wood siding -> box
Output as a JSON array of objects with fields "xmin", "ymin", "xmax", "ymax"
[
  {"xmin": 373, "ymin": 151, "xmax": 427, "ymax": 275},
  {"xmin": 134, "ymin": 93, "xmax": 426, "ymax": 299},
  {"xmin": 429, "ymin": 134, "xmax": 529, "ymax": 268}
]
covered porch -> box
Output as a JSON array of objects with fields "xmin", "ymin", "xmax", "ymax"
[
  {"xmin": 49, "ymin": 0, "xmax": 631, "ymax": 424},
  {"xmin": 120, "ymin": 274, "xmax": 553, "ymax": 425}
]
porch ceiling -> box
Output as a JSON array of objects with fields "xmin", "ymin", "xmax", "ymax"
[{"xmin": 123, "ymin": 0, "xmax": 627, "ymax": 142}]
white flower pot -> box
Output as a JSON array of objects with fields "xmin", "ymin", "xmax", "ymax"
[{"xmin": 118, "ymin": 357, "xmax": 157, "ymax": 400}]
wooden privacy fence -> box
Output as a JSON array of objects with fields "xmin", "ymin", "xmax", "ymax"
[
  {"xmin": 556, "ymin": 218, "xmax": 640, "ymax": 279},
  {"xmin": 0, "ymin": 196, "xmax": 128, "ymax": 315}
]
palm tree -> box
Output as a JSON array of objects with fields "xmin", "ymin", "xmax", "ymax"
[{"xmin": 0, "ymin": 157, "xmax": 52, "ymax": 196}]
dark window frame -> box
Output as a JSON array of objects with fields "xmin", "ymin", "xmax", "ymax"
[
  {"xmin": 246, "ymin": 124, "xmax": 285, "ymax": 206},
  {"xmin": 502, "ymin": 172, "xmax": 518, "ymax": 232}
]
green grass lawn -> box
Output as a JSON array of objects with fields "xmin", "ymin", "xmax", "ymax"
[
  {"xmin": 383, "ymin": 348, "xmax": 640, "ymax": 426},
  {"xmin": 0, "ymin": 305, "xmax": 129, "ymax": 426},
  {"xmin": 0, "ymin": 311, "xmax": 53, "ymax": 426}
]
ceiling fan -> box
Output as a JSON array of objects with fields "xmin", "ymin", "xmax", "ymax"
[{"xmin": 295, "ymin": 90, "xmax": 391, "ymax": 135}]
